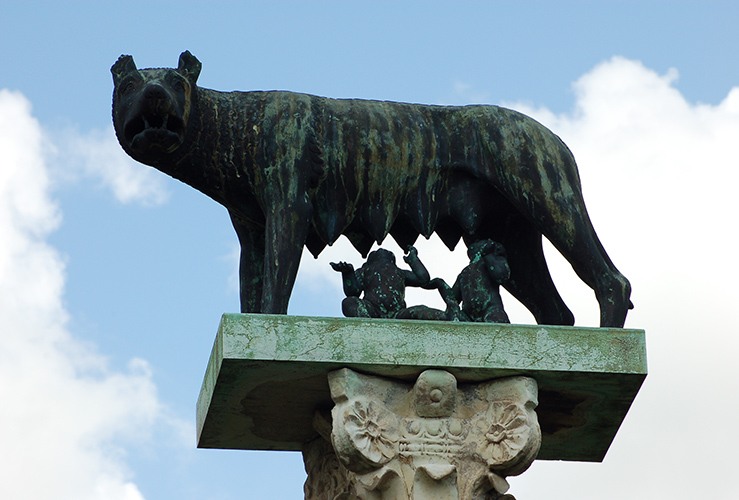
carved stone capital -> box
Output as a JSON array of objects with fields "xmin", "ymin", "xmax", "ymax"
[{"xmin": 304, "ymin": 368, "xmax": 541, "ymax": 499}]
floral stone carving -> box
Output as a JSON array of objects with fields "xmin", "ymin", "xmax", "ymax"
[
  {"xmin": 303, "ymin": 368, "xmax": 541, "ymax": 499},
  {"xmin": 334, "ymin": 397, "xmax": 400, "ymax": 472}
]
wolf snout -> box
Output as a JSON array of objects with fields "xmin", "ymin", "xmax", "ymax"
[{"xmin": 143, "ymin": 83, "xmax": 172, "ymax": 113}]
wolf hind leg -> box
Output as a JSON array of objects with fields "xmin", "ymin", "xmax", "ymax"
[{"xmin": 494, "ymin": 221, "xmax": 575, "ymax": 326}]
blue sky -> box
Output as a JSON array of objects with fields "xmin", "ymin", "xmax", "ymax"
[{"xmin": 2, "ymin": 2, "xmax": 739, "ymax": 499}]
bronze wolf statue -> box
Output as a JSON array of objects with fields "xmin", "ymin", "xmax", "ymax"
[{"xmin": 112, "ymin": 51, "xmax": 631, "ymax": 327}]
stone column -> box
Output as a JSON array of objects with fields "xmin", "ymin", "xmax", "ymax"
[{"xmin": 304, "ymin": 368, "xmax": 541, "ymax": 500}]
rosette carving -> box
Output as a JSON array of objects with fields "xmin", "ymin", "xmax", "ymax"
[
  {"xmin": 478, "ymin": 402, "xmax": 533, "ymax": 469},
  {"xmin": 476, "ymin": 378, "xmax": 541, "ymax": 477},
  {"xmin": 332, "ymin": 397, "xmax": 400, "ymax": 473}
]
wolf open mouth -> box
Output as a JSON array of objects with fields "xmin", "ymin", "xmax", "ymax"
[{"xmin": 124, "ymin": 112, "xmax": 185, "ymax": 152}]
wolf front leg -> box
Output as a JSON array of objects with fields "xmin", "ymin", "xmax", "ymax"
[
  {"xmin": 230, "ymin": 212, "xmax": 265, "ymax": 313},
  {"xmin": 259, "ymin": 193, "xmax": 313, "ymax": 314}
]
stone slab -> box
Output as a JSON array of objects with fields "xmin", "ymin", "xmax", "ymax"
[{"xmin": 196, "ymin": 314, "xmax": 646, "ymax": 462}]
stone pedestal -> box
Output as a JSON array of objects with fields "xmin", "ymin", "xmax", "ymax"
[
  {"xmin": 304, "ymin": 368, "xmax": 541, "ymax": 499},
  {"xmin": 196, "ymin": 314, "xmax": 647, "ymax": 498}
]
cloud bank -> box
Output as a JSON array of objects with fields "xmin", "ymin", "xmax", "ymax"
[
  {"xmin": 503, "ymin": 57, "xmax": 739, "ymax": 498},
  {"xmin": 0, "ymin": 90, "xmax": 163, "ymax": 500},
  {"xmin": 295, "ymin": 57, "xmax": 739, "ymax": 498},
  {"xmin": 50, "ymin": 125, "xmax": 169, "ymax": 206}
]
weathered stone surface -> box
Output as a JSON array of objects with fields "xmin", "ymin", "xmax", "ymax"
[
  {"xmin": 304, "ymin": 368, "xmax": 540, "ymax": 499},
  {"xmin": 196, "ymin": 314, "xmax": 646, "ymax": 462}
]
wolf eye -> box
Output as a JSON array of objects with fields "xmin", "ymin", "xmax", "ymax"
[
  {"xmin": 119, "ymin": 80, "xmax": 137, "ymax": 95},
  {"xmin": 172, "ymin": 79, "xmax": 186, "ymax": 92}
]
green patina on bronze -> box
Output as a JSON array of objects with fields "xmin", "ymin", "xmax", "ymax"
[
  {"xmin": 196, "ymin": 314, "xmax": 647, "ymax": 462},
  {"xmin": 112, "ymin": 51, "xmax": 631, "ymax": 327},
  {"xmin": 331, "ymin": 242, "xmax": 512, "ymax": 323}
]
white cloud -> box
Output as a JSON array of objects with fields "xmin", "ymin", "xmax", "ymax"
[
  {"xmin": 500, "ymin": 57, "xmax": 739, "ymax": 498},
  {"xmin": 507, "ymin": 57, "xmax": 739, "ymax": 330},
  {"xmin": 51, "ymin": 126, "xmax": 168, "ymax": 206},
  {"xmin": 0, "ymin": 90, "xmax": 164, "ymax": 499},
  {"xmin": 292, "ymin": 57, "xmax": 739, "ymax": 498}
]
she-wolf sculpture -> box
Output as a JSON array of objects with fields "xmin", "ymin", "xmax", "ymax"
[{"xmin": 111, "ymin": 51, "xmax": 631, "ymax": 327}]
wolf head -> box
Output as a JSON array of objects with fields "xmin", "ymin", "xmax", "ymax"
[{"xmin": 111, "ymin": 51, "xmax": 201, "ymax": 159}]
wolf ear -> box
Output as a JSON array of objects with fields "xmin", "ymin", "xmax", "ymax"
[
  {"xmin": 178, "ymin": 51, "xmax": 202, "ymax": 83},
  {"xmin": 111, "ymin": 55, "xmax": 137, "ymax": 83}
]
